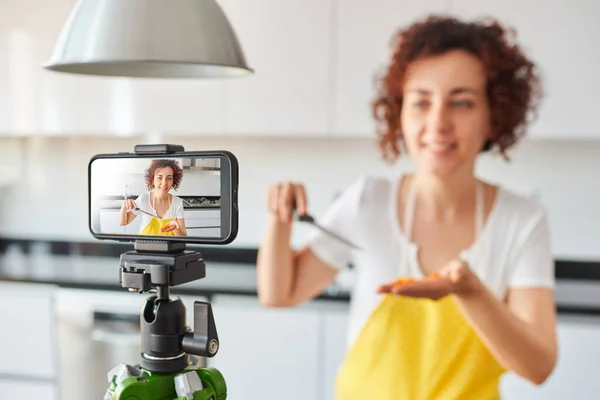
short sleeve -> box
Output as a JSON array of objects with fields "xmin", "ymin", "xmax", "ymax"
[
  {"xmin": 508, "ymin": 209, "xmax": 555, "ymax": 289},
  {"xmin": 306, "ymin": 175, "xmax": 367, "ymax": 271},
  {"xmin": 174, "ymin": 197, "xmax": 185, "ymax": 219}
]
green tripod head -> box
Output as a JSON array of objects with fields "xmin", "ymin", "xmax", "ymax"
[{"xmin": 104, "ymin": 240, "xmax": 226, "ymax": 400}]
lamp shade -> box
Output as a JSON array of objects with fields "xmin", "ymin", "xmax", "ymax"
[{"xmin": 43, "ymin": 0, "xmax": 253, "ymax": 78}]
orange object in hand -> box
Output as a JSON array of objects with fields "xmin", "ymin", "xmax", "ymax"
[
  {"xmin": 391, "ymin": 277, "xmax": 417, "ymax": 286},
  {"xmin": 390, "ymin": 272, "xmax": 440, "ymax": 286}
]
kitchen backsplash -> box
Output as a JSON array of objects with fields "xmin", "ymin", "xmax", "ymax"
[{"xmin": 0, "ymin": 134, "xmax": 598, "ymax": 260}]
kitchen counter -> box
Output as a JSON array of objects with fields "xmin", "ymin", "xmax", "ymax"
[
  {"xmin": 0, "ymin": 250, "xmax": 351, "ymax": 302},
  {"xmin": 2, "ymin": 237, "xmax": 600, "ymax": 312}
]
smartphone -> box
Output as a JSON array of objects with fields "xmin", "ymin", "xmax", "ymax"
[{"xmin": 88, "ymin": 149, "xmax": 239, "ymax": 245}]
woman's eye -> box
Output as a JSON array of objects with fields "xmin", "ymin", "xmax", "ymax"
[
  {"xmin": 452, "ymin": 100, "xmax": 473, "ymax": 108},
  {"xmin": 412, "ymin": 100, "xmax": 429, "ymax": 108}
]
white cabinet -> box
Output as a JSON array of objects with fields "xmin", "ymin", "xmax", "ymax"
[
  {"xmin": 187, "ymin": 228, "xmax": 221, "ymax": 237},
  {"xmin": 331, "ymin": 0, "xmax": 448, "ymax": 137},
  {"xmin": 0, "ymin": 380, "xmax": 57, "ymax": 400},
  {"xmin": 219, "ymin": 0, "xmax": 332, "ymax": 136},
  {"xmin": 0, "ymin": 282, "xmax": 56, "ymax": 379},
  {"xmin": 99, "ymin": 210, "xmax": 126, "ymax": 235},
  {"xmin": 0, "ymin": 0, "xmax": 227, "ymax": 137},
  {"xmin": 500, "ymin": 314, "xmax": 600, "ymax": 399},
  {"xmin": 127, "ymin": 79, "xmax": 225, "ymax": 135},
  {"xmin": 208, "ymin": 295, "xmax": 321, "ymax": 400},
  {"xmin": 320, "ymin": 303, "xmax": 350, "ymax": 400},
  {"xmin": 452, "ymin": 0, "xmax": 600, "ymax": 140},
  {"xmin": 0, "ymin": 0, "xmax": 598, "ymax": 140},
  {"xmin": 0, "ymin": 0, "xmax": 127, "ymax": 135},
  {"xmin": 185, "ymin": 209, "xmax": 220, "ymax": 237}
]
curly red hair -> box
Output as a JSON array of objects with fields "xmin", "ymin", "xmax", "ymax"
[
  {"xmin": 372, "ymin": 15, "xmax": 542, "ymax": 162},
  {"xmin": 145, "ymin": 159, "xmax": 183, "ymax": 191}
]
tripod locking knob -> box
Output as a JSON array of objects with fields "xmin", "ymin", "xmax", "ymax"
[{"xmin": 182, "ymin": 301, "xmax": 220, "ymax": 358}]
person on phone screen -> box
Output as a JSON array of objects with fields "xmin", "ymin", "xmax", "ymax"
[
  {"xmin": 257, "ymin": 15, "xmax": 557, "ymax": 399},
  {"xmin": 119, "ymin": 159, "xmax": 187, "ymax": 236}
]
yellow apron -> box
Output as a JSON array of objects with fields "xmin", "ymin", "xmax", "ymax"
[
  {"xmin": 334, "ymin": 294, "xmax": 506, "ymax": 399},
  {"xmin": 140, "ymin": 217, "xmax": 175, "ymax": 236},
  {"xmin": 334, "ymin": 179, "xmax": 505, "ymax": 399}
]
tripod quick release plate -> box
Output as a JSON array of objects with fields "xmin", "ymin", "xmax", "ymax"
[{"xmin": 119, "ymin": 245, "xmax": 206, "ymax": 293}]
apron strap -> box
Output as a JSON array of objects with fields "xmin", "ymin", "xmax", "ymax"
[
  {"xmin": 475, "ymin": 181, "xmax": 484, "ymax": 237},
  {"xmin": 403, "ymin": 178, "xmax": 417, "ymax": 242}
]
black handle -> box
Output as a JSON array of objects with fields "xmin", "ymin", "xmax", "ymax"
[{"xmin": 181, "ymin": 301, "xmax": 219, "ymax": 358}]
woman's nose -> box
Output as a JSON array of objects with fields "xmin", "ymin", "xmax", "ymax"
[{"xmin": 427, "ymin": 103, "xmax": 452, "ymax": 134}]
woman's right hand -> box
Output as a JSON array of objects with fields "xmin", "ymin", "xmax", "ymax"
[
  {"xmin": 267, "ymin": 182, "xmax": 308, "ymax": 223},
  {"xmin": 122, "ymin": 199, "xmax": 138, "ymax": 213}
]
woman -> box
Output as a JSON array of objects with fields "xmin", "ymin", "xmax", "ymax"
[
  {"xmin": 119, "ymin": 159, "xmax": 187, "ymax": 236},
  {"xmin": 257, "ymin": 15, "xmax": 557, "ymax": 399}
]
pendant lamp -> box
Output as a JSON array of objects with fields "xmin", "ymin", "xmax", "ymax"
[{"xmin": 43, "ymin": 0, "xmax": 253, "ymax": 78}]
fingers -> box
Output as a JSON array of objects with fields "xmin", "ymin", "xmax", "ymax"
[
  {"xmin": 376, "ymin": 284, "xmax": 392, "ymax": 294},
  {"xmin": 123, "ymin": 200, "xmax": 137, "ymax": 212},
  {"xmin": 267, "ymin": 181, "xmax": 309, "ymax": 223},
  {"xmin": 267, "ymin": 185, "xmax": 279, "ymax": 215},
  {"xmin": 377, "ymin": 278, "xmax": 453, "ymax": 301},
  {"xmin": 390, "ymin": 283, "xmax": 445, "ymax": 300},
  {"xmin": 278, "ymin": 183, "xmax": 294, "ymax": 222},
  {"xmin": 160, "ymin": 224, "xmax": 176, "ymax": 232},
  {"xmin": 440, "ymin": 259, "xmax": 466, "ymax": 283},
  {"xmin": 294, "ymin": 184, "xmax": 308, "ymax": 216}
]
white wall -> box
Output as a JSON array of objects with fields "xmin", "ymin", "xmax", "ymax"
[{"xmin": 0, "ymin": 134, "xmax": 598, "ymax": 260}]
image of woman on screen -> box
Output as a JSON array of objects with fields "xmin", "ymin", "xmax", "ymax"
[{"xmin": 119, "ymin": 159, "xmax": 187, "ymax": 236}]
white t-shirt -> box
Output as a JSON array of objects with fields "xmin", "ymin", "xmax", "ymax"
[
  {"xmin": 133, "ymin": 193, "xmax": 185, "ymax": 233},
  {"xmin": 307, "ymin": 174, "xmax": 555, "ymax": 350}
]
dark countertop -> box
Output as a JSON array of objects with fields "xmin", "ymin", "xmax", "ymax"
[
  {"xmin": 0, "ymin": 248, "xmax": 350, "ymax": 302},
  {"xmin": 2, "ymin": 237, "xmax": 600, "ymax": 312}
]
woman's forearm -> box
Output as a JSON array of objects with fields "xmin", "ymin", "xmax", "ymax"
[
  {"xmin": 454, "ymin": 280, "xmax": 557, "ymax": 384},
  {"xmin": 257, "ymin": 215, "xmax": 296, "ymax": 307},
  {"xmin": 119, "ymin": 209, "xmax": 130, "ymax": 226}
]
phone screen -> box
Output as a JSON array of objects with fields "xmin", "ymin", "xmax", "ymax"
[{"xmin": 88, "ymin": 151, "xmax": 238, "ymax": 244}]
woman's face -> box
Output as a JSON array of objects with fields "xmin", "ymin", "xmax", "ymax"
[
  {"xmin": 153, "ymin": 167, "xmax": 174, "ymax": 193},
  {"xmin": 400, "ymin": 49, "xmax": 491, "ymax": 177}
]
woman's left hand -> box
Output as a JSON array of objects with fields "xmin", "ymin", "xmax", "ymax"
[
  {"xmin": 376, "ymin": 260, "xmax": 481, "ymax": 300},
  {"xmin": 161, "ymin": 221, "xmax": 179, "ymax": 232}
]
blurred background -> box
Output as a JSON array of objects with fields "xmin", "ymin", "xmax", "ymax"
[{"xmin": 0, "ymin": 0, "xmax": 599, "ymax": 399}]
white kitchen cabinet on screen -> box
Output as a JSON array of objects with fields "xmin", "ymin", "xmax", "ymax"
[
  {"xmin": 207, "ymin": 295, "xmax": 321, "ymax": 400},
  {"xmin": 331, "ymin": 0, "xmax": 448, "ymax": 138},
  {"xmin": 453, "ymin": 0, "xmax": 600, "ymax": 140},
  {"xmin": 218, "ymin": 0, "xmax": 332, "ymax": 136}
]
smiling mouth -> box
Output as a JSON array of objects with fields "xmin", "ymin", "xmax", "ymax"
[{"xmin": 422, "ymin": 142, "xmax": 457, "ymax": 155}]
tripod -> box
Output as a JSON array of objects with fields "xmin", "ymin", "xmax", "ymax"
[{"xmin": 104, "ymin": 240, "xmax": 226, "ymax": 400}]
